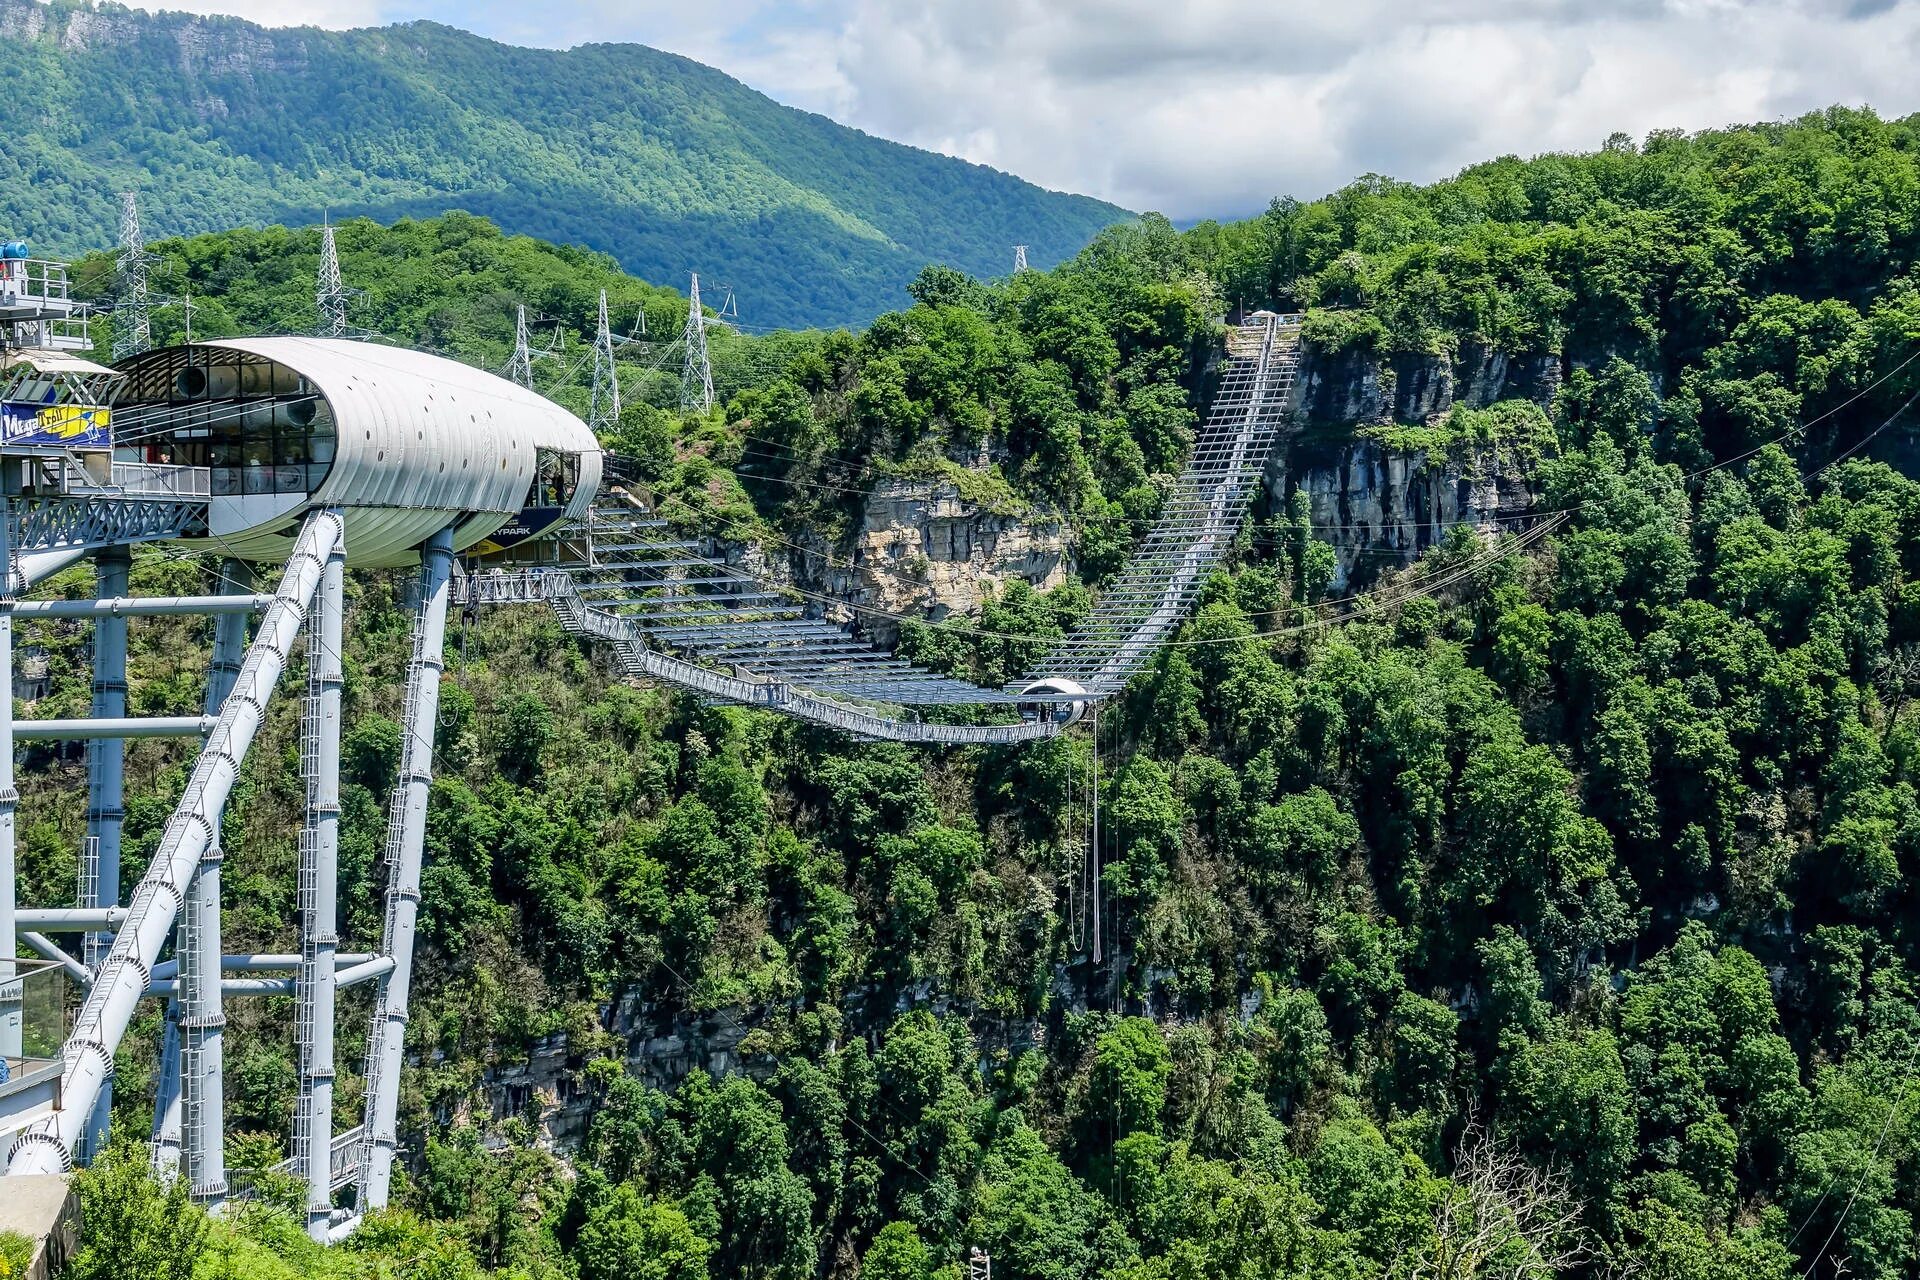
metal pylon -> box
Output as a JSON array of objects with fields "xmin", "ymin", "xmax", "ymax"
[
  {"xmin": 508, "ymin": 305, "xmax": 534, "ymax": 389},
  {"xmin": 360, "ymin": 524, "xmax": 456, "ymax": 1212},
  {"xmin": 316, "ymin": 221, "xmax": 348, "ymax": 338},
  {"xmin": 114, "ymin": 194, "xmax": 156, "ymax": 361},
  {"xmin": 294, "ymin": 531, "xmax": 345, "ymax": 1239},
  {"xmin": 680, "ymin": 274, "xmax": 713, "ymax": 416},
  {"xmin": 590, "ymin": 290, "xmax": 621, "ymax": 432},
  {"xmin": 80, "ymin": 544, "xmax": 128, "ymax": 1163}
]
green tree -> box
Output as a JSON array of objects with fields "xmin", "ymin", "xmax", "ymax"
[
  {"xmin": 576, "ymin": 1185, "xmax": 713, "ymax": 1280},
  {"xmin": 63, "ymin": 1142, "xmax": 209, "ymax": 1280}
]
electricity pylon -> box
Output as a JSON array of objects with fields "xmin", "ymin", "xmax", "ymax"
[
  {"xmin": 507, "ymin": 304, "xmax": 561, "ymax": 391},
  {"xmin": 1013, "ymin": 244, "xmax": 1029, "ymax": 273},
  {"xmin": 114, "ymin": 193, "xmax": 158, "ymax": 360},
  {"xmin": 316, "ymin": 219, "xmax": 349, "ymax": 338},
  {"xmin": 507, "ymin": 305, "xmax": 535, "ymax": 388},
  {"xmin": 589, "ymin": 290, "xmax": 622, "ymax": 432},
  {"xmin": 680, "ymin": 273, "xmax": 714, "ymax": 416}
]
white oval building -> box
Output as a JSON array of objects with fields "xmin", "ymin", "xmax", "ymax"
[{"xmin": 114, "ymin": 337, "xmax": 603, "ymax": 567}]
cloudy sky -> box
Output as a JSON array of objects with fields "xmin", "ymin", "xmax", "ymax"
[{"xmin": 130, "ymin": 0, "xmax": 1920, "ymax": 220}]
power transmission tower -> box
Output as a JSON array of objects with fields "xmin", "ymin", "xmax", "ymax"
[
  {"xmin": 507, "ymin": 304, "xmax": 563, "ymax": 391},
  {"xmin": 509, "ymin": 305, "xmax": 546, "ymax": 390},
  {"xmin": 114, "ymin": 192, "xmax": 157, "ymax": 360},
  {"xmin": 507, "ymin": 305, "xmax": 534, "ymax": 388},
  {"xmin": 1013, "ymin": 244, "xmax": 1029, "ymax": 273},
  {"xmin": 681, "ymin": 273, "xmax": 714, "ymax": 415},
  {"xmin": 969, "ymin": 1248, "xmax": 992, "ymax": 1280},
  {"xmin": 316, "ymin": 219, "xmax": 349, "ymax": 338},
  {"xmin": 589, "ymin": 289, "xmax": 622, "ymax": 431}
]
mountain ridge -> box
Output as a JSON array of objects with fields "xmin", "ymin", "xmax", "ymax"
[{"xmin": 0, "ymin": 0, "xmax": 1130, "ymax": 328}]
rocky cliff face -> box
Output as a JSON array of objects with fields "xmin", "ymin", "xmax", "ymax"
[
  {"xmin": 769, "ymin": 479, "xmax": 1069, "ymax": 645},
  {"xmin": 1291, "ymin": 340, "xmax": 1562, "ymax": 427},
  {"xmin": 1275, "ymin": 438, "xmax": 1544, "ymax": 592},
  {"xmin": 1279, "ymin": 339, "xmax": 1557, "ymax": 588},
  {"xmin": 727, "ymin": 340, "xmax": 1553, "ymax": 619}
]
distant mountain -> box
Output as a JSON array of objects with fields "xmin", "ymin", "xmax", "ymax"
[{"xmin": 0, "ymin": 0, "xmax": 1129, "ymax": 329}]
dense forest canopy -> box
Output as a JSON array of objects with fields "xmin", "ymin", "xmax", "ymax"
[
  {"xmin": 0, "ymin": 0, "xmax": 1126, "ymax": 328},
  {"xmin": 35, "ymin": 107, "xmax": 1920, "ymax": 1280}
]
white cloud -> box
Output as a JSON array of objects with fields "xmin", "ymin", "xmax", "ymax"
[
  {"xmin": 115, "ymin": 0, "xmax": 1920, "ymax": 217},
  {"xmin": 742, "ymin": 0, "xmax": 1920, "ymax": 217}
]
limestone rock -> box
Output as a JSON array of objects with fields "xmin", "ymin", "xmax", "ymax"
[
  {"xmin": 1277, "ymin": 437, "xmax": 1544, "ymax": 592},
  {"xmin": 784, "ymin": 478, "xmax": 1068, "ymax": 645}
]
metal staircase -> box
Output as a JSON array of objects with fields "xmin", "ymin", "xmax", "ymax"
[
  {"xmin": 1031, "ymin": 313, "xmax": 1301, "ymax": 692},
  {"xmin": 463, "ymin": 313, "xmax": 1303, "ymax": 740}
]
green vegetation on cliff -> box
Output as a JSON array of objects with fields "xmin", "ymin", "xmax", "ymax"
[
  {"xmin": 29, "ymin": 109, "xmax": 1920, "ymax": 1280},
  {"xmin": 1191, "ymin": 105, "xmax": 1920, "ymax": 460}
]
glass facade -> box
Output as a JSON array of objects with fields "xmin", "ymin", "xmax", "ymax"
[{"xmin": 118, "ymin": 352, "xmax": 337, "ymax": 498}]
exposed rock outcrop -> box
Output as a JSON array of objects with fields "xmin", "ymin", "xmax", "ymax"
[
  {"xmin": 772, "ymin": 479, "xmax": 1069, "ymax": 645},
  {"xmin": 1274, "ymin": 435, "xmax": 1544, "ymax": 592},
  {"xmin": 1291, "ymin": 340, "xmax": 1563, "ymax": 427},
  {"xmin": 1274, "ymin": 337, "xmax": 1559, "ymax": 588}
]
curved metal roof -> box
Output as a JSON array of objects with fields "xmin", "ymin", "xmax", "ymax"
[{"xmin": 132, "ymin": 337, "xmax": 602, "ymax": 568}]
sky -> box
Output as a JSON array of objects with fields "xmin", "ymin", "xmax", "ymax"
[{"xmin": 129, "ymin": 0, "xmax": 1920, "ymax": 220}]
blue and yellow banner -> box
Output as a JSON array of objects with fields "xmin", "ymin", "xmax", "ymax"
[{"xmin": 1, "ymin": 402, "xmax": 110, "ymax": 448}]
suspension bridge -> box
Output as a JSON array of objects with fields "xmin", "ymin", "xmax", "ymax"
[{"xmin": 0, "ymin": 224, "xmax": 1303, "ymax": 1242}]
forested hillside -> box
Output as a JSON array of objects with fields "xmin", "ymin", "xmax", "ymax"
[
  {"xmin": 66, "ymin": 212, "xmax": 832, "ymax": 419},
  {"xmin": 35, "ymin": 107, "xmax": 1920, "ymax": 1280},
  {"xmin": 0, "ymin": 0, "xmax": 1126, "ymax": 328}
]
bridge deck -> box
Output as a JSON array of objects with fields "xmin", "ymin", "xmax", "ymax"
[{"xmin": 458, "ymin": 315, "xmax": 1302, "ymax": 741}]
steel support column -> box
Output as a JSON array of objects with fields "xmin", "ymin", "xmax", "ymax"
[
  {"xmin": 0, "ymin": 509, "xmax": 19, "ymax": 1061},
  {"xmin": 155, "ymin": 560, "xmax": 255, "ymax": 1189},
  {"xmin": 81, "ymin": 543, "xmax": 129, "ymax": 1161},
  {"xmin": 296, "ymin": 529, "xmax": 344, "ymax": 1240},
  {"xmin": 9, "ymin": 514, "xmax": 336, "ymax": 1177},
  {"xmin": 361, "ymin": 524, "xmax": 454, "ymax": 1209}
]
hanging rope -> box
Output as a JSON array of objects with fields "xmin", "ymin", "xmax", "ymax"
[{"xmin": 1090, "ymin": 703, "xmax": 1102, "ymax": 968}]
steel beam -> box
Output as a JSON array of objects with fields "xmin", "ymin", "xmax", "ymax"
[
  {"xmin": 155, "ymin": 559, "xmax": 254, "ymax": 1189},
  {"xmin": 16, "ymin": 908, "xmax": 128, "ymax": 931},
  {"xmin": 14, "ymin": 595, "xmax": 272, "ymax": 618},
  {"xmin": 151, "ymin": 953, "xmax": 375, "ymax": 980},
  {"xmin": 82, "ymin": 543, "xmax": 129, "ymax": 1163},
  {"xmin": 0, "ymin": 510, "xmax": 20, "ymax": 1062},
  {"xmin": 361, "ymin": 523, "xmax": 455, "ymax": 1209},
  {"xmin": 16, "ymin": 717, "xmax": 214, "ymax": 741},
  {"xmin": 336, "ymin": 955, "xmax": 395, "ymax": 990},
  {"xmin": 17, "ymin": 933, "xmax": 85, "ymax": 985},
  {"xmin": 297, "ymin": 524, "xmax": 345, "ymax": 1240},
  {"xmin": 7, "ymin": 511, "xmax": 339, "ymax": 1178},
  {"xmin": 147, "ymin": 977, "xmax": 293, "ymax": 998}
]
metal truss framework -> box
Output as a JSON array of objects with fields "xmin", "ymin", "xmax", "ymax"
[
  {"xmin": 5, "ymin": 511, "xmax": 343, "ymax": 1180},
  {"xmin": 9, "ymin": 495, "xmax": 204, "ymax": 589},
  {"xmin": 0, "ymin": 511, "xmax": 459, "ymax": 1246},
  {"xmin": 463, "ymin": 315, "xmax": 1303, "ymax": 741}
]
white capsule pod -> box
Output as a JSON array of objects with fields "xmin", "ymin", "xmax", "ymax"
[
  {"xmin": 1018, "ymin": 676, "xmax": 1089, "ymax": 726},
  {"xmin": 113, "ymin": 337, "xmax": 603, "ymax": 568}
]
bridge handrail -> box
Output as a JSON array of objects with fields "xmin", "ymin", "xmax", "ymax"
[{"xmin": 543, "ymin": 575, "xmax": 1057, "ymax": 744}]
